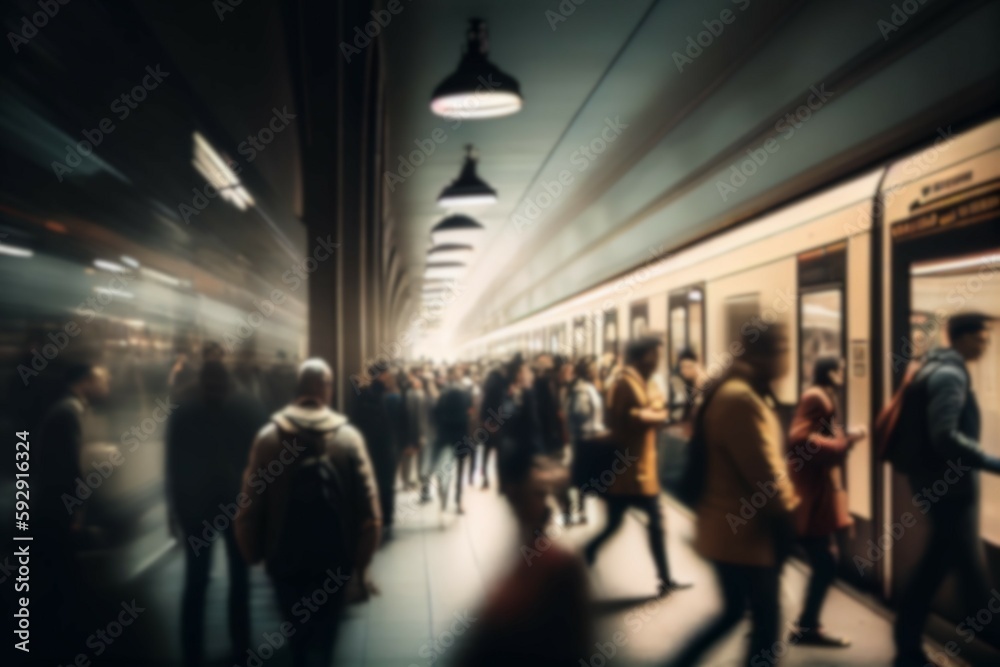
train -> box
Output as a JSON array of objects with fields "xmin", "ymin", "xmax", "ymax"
[{"xmin": 458, "ymin": 116, "xmax": 1000, "ymax": 642}]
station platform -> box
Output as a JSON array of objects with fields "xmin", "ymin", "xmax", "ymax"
[{"xmin": 128, "ymin": 479, "xmax": 999, "ymax": 667}]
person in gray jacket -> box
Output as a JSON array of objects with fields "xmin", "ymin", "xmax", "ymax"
[{"xmin": 894, "ymin": 312, "xmax": 1000, "ymax": 667}]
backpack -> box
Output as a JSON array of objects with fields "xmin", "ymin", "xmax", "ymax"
[
  {"xmin": 877, "ymin": 360, "xmax": 942, "ymax": 473},
  {"xmin": 268, "ymin": 426, "xmax": 351, "ymax": 580}
]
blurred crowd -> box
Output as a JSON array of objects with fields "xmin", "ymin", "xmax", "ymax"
[{"xmin": 21, "ymin": 311, "xmax": 1000, "ymax": 667}]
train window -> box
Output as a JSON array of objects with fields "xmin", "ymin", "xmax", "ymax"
[
  {"xmin": 911, "ymin": 249, "xmax": 1000, "ymax": 543},
  {"xmin": 667, "ymin": 286, "xmax": 705, "ymax": 368},
  {"xmin": 798, "ymin": 245, "xmax": 847, "ymax": 393},
  {"xmin": 630, "ymin": 300, "xmax": 649, "ymax": 338},
  {"xmin": 800, "ymin": 289, "xmax": 844, "ymax": 390},
  {"xmin": 602, "ymin": 309, "xmax": 618, "ymax": 355},
  {"xmin": 549, "ymin": 323, "xmax": 566, "ymax": 354},
  {"xmin": 724, "ymin": 293, "xmax": 759, "ymax": 350}
]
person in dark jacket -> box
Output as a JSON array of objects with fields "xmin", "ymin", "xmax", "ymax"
[
  {"xmin": 787, "ymin": 356, "xmax": 865, "ymax": 647},
  {"xmin": 477, "ymin": 366, "xmax": 509, "ymax": 489},
  {"xmin": 893, "ymin": 313, "xmax": 1000, "ymax": 667},
  {"xmin": 166, "ymin": 361, "xmax": 266, "ymax": 667},
  {"xmin": 431, "ymin": 366, "xmax": 473, "ymax": 513},
  {"xmin": 354, "ymin": 364, "xmax": 403, "ymax": 539},
  {"xmin": 35, "ymin": 363, "xmax": 110, "ymax": 663}
]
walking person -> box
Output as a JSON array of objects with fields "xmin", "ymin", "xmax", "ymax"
[
  {"xmin": 166, "ymin": 361, "xmax": 266, "ymax": 667},
  {"xmin": 565, "ymin": 356, "xmax": 606, "ymax": 525},
  {"xmin": 354, "ymin": 364, "xmax": 402, "ymax": 540},
  {"xmin": 452, "ymin": 446, "xmax": 594, "ymax": 666},
  {"xmin": 235, "ymin": 359, "xmax": 381, "ymax": 667},
  {"xmin": 476, "ymin": 364, "xmax": 509, "ymax": 489},
  {"xmin": 787, "ymin": 356, "xmax": 865, "ymax": 647},
  {"xmin": 430, "ymin": 366, "xmax": 473, "ymax": 513},
  {"xmin": 402, "ymin": 370, "xmax": 431, "ymax": 490},
  {"xmin": 582, "ymin": 337, "xmax": 691, "ymax": 597},
  {"xmin": 891, "ymin": 313, "xmax": 1000, "ymax": 667},
  {"xmin": 35, "ymin": 363, "xmax": 110, "ymax": 664},
  {"xmin": 669, "ymin": 323, "xmax": 799, "ymax": 666}
]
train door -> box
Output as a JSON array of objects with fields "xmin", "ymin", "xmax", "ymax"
[
  {"xmin": 886, "ymin": 178, "xmax": 1000, "ymax": 647},
  {"xmin": 660, "ymin": 285, "xmax": 706, "ymax": 494}
]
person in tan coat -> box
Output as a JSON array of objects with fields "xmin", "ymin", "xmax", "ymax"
[
  {"xmin": 583, "ymin": 336, "xmax": 691, "ymax": 597},
  {"xmin": 670, "ymin": 323, "xmax": 799, "ymax": 667}
]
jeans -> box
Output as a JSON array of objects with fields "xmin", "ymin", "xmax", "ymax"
[
  {"xmin": 273, "ymin": 578, "xmax": 346, "ymax": 667},
  {"xmin": 670, "ymin": 561, "xmax": 781, "ymax": 667},
  {"xmin": 894, "ymin": 498, "xmax": 992, "ymax": 658},
  {"xmin": 584, "ymin": 494, "xmax": 671, "ymax": 584},
  {"xmin": 182, "ymin": 525, "xmax": 249, "ymax": 667},
  {"xmin": 799, "ymin": 534, "xmax": 838, "ymax": 629}
]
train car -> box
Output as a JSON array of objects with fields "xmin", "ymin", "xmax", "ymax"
[{"xmin": 460, "ymin": 116, "xmax": 1000, "ymax": 643}]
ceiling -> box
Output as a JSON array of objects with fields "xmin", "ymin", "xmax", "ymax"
[{"xmin": 380, "ymin": 0, "xmax": 1000, "ymax": 353}]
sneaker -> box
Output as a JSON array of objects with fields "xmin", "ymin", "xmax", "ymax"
[{"xmin": 793, "ymin": 626, "xmax": 851, "ymax": 648}]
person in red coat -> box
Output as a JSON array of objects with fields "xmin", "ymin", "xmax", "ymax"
[{"xmin": 787, "ymin": 356, "xmax": 866, "ymax": 647}]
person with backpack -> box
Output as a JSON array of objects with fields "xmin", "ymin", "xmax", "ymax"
[
  {"xmin": 235, "ymin": 358, "xmax": 381, "ymax": 667},
  {"xmin": 669, "ymin": 323, "xmax": 799, "ymax": 667},
  {"xmin": 889, "ymin": 313, "xmax": 1000, "ymax": 667},
  {"xmin": 166, "ymin": 361, "xmax": 266, "ymax": 667},
  {"xmin": 786, "ymin": 356, "xmax": 866, "ymax": 648}
]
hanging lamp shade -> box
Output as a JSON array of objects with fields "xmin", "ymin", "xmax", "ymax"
[
  {"xmin": 430, "ymin": 19, "xmax": 522, "ymax": 120},
  {"xmin": 424, "ymin": 261, "xmax": 466, "ymax": 281},
  {"xmin": 427, "ymin": 243, "xmax": 474, "ymax": 264},
  {"xmin": 430, "ymin": 214, "xmax": 484, "ymax": 247},
  {"xmin": 437, "ymin": 145, "xmax": 497, "ymax": 208}
]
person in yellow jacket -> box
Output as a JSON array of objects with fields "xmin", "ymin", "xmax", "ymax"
[
  {"xmin": 583, "ymin": 336, "xmax": 692, "ymax": 597},
  {"xmin": 670, "ymin": 322, "xmax": 800, "ymax": 667}
]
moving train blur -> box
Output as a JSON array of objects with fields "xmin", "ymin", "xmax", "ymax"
[{"xmin": 2, "ymin": 0, "xmax": 1000, "ymax": 665}]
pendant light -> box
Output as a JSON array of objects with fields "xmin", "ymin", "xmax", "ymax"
[
  {"xmin": 430, "ymin": 19, "xmax": 522, "ymax": 120},
  {"xmin": 437, "ymin": 145, "xmax": 497, "ymax": 208}
]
